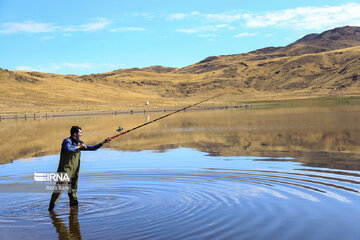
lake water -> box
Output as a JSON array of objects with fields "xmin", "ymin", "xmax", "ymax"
[{"xmin": 1, "ymin": 105, "xmax": 360, "ymax": 239}]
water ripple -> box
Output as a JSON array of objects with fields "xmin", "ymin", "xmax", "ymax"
[{"xmin": 1, "ymin": 168, "xmax": 360, "ymax": 239}]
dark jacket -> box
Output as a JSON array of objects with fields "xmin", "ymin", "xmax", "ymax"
[{"xmin": 57, "ymin": 137, "xmax": 103, "ymax": 174}]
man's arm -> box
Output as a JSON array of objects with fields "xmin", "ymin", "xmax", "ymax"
[{"xmin": 81, "ymin": 138, "xmax": 111, "ymax": 151}]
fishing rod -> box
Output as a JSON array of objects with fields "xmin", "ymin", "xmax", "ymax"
[{"xmin": 110, "ymin": 93, "xmax": 225, "ymax": 140}]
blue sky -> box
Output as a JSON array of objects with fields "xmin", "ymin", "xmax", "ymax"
[{"xmin": 1, "ymin": 0, "xmax": 360, "ymax": 75}]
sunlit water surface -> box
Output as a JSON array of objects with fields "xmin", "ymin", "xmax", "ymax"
[{"xmin": 1, "ymin": 106, "xmax": 360, "ymax": 239}]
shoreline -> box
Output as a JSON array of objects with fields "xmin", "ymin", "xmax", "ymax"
[
  {"xmin": 0, "ymin": 104, "xmax": 253, "ymax": 121},
  {"xmin": 1, "ymin": 95, "xmax": 360, "ymax": 121}
]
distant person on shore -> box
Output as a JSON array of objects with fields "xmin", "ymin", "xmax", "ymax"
[{"xmin": 48, "ymin": 126, "xmax": 111, "ymax": 211}]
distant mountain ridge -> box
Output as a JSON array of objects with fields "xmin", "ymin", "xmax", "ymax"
[
  {"xmin": 1, "ymin": 26, "xmax": 360, "ymax": 113},
  {"xmin": 250, "ymin": 25, "xmax": 360, "ymax": 57},
  {"xmin": 177, "ymin": 26, "xmax": 360, "ymax": 74}
]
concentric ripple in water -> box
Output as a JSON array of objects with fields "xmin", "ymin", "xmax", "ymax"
[{"xmin": 1, "ymin": 149, "xmax": 360, "ymax": 240}]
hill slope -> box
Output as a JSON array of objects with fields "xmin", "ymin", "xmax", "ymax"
[
  {"xmin": 1, "ymin": 26, "xmax": 360, "ymax": 114},
  {"xmin": 250, "ymin": 25, "xmax": 360, "ymax": 58}
]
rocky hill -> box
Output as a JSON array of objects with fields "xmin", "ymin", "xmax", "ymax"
[
  {"xmin": 1, "ymin": 26, "xmax": 360, "ymax": 114},
  {"xmin": 250, "ymin": 25, "xmax": 360, "ymax": 57}
]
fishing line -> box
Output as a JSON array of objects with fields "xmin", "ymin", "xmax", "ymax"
[{"xmin": 110, "ymin": 93, "xmax": 225, "ymax": 140}]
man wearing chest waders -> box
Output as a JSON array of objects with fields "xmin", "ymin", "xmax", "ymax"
[{"xmin": 48, "ymin": 126, "xmax": 111, "ymax": 211}]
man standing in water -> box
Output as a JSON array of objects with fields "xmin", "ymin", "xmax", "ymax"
[{"xmin": 48, "ymin": 126, "xmax": 111, "ymax": 211}]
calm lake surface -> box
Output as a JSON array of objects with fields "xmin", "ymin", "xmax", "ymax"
[{"xmin": 1, "ymin": 105, "xmax": 360, "ymax": 239}]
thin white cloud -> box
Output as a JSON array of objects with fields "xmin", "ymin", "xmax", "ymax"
[
  {"xmin": 61, "ymin": 18, "xmax": 111, "ymax": 32},
  {"xmin": 233, "ymin": 32, "xmax": 256, "ymax": 38},
  {"xmin": 0, "ymin": 21, "xmax": 58, "ymax": 33},
  {"xmin": 244, "ymin": 3, "xmax": 360, "ymax": 30},
  {"xmin": 176, "ymin": 24, "xmax": 230, "ymax": 34},
  {"xmin": 198, "ymin": 34, "xmax": 218, "ymax": 38},
  {"xmin": 168, "ymin": 13, "xmax": 187, "ymax": 20},
  {"xmin": 61, "ymin": 63, "xmax": 94, "ymax": 69},
  {"xmin": 14, "ymin": 62, "xmax": 123, "ymax": 74},
  {"xmin": 190, "ymin": 11, "xmax": 200, "ymax": 16},
  {"xmin": 15, "ymin": 66, "xmax": 38, "ymax": 71},
  {"xmin": 169, "ymin": 11, "xmax": 243, "ymax": 22},
  {"xmin": 203, "ymin": 13, "xmax": 243, "ymax": 22},
  {"xmin": 0, "ymin": 18, "xmax": 111, "ymax": 34},
  {"xmin": 80, "ymin": 18, "xmax": 111, "ymax": 31},
  {"xmin": 109, "ymin": 27, "xmax": 146, "ymax": 32},
  {"xmin": 132, "ymin": 12, "xmax": 155, "ymax": 19},
  {"xmin": 169, "ymin": 3, "xmax": 360, "ymax": 31}
]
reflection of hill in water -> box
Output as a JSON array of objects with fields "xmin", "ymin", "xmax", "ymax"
[{"xmin": 1, "ymin": 106, "xmax": 360, "ymax": 170}]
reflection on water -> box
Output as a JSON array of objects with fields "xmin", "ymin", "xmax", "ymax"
[
  {"xmin": 50, "ymin": 207, "xmax": 81, "ymax": 240},
  {"xmin": 0, "ymin": 149, "xmax": 360, "ymax": 240},
  {"xmin": 1, "ymin": 105, "xmax": 360, "ymax": 239},
  {"xmin": 0, "ymin": 149, "xmax": 360, "ymax": 239},
  {"xmin": 1, "ymin": 105, "xmax": 360, "ymax": 170}
]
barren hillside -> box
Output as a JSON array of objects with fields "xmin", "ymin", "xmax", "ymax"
[{"xmin": 1, "ymin": 26, "xmax": 360, "ymax": 114}]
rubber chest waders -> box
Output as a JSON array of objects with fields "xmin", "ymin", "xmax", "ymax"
[{"xmin": 49, "ymin": 138, "xmax": 82, "ymax": 205}]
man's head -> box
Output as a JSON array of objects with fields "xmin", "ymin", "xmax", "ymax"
[{"xmin": 70, "ymin": 126, "xmax": 82, "ymax": 140}]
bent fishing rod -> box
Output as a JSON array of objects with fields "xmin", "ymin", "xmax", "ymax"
[{"xmin": 110, "ymin": 93, "xmax": 225, "ymax": 140}]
